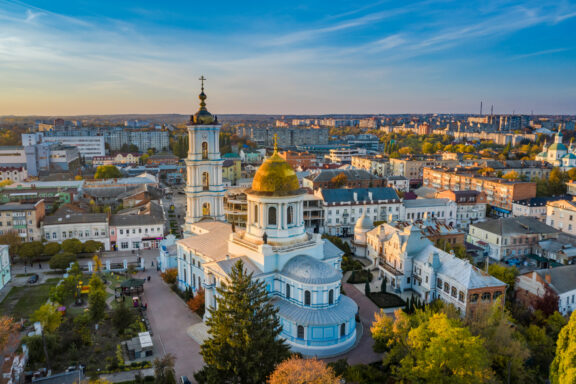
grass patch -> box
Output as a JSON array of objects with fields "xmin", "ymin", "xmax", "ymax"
[
  {"xmin": 347, "ymin": 270, "xmax": 373, "ymax": 284},
  {"xmin": 0, "ymin": 278, "xmax": 61, "ymax": 320},
  {"xmin": 369, "ymin": 292, "xmax": 406, "ymax": 308}
]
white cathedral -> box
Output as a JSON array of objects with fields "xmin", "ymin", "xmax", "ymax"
[
  {"xmin": 176, "ymin": 81, "xmax": 358, "ymax": 357},
  {"xmin": 536, "ymin": 130, "xmax": 576, "ymax": 170}
]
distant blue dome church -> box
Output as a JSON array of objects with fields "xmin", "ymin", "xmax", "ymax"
[{"xmin": 177, "ymin": 82, "xmax": 358, "ymax": 357}]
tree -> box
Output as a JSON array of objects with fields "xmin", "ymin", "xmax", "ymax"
[
  {"xmin": 398, "ymin": 147, "xmax": 412, "ymax": 155},
  {"xmin": 198, "ymin": 260, "xmax": 290, "ymax": 384},
  {"xmin": 488, "ymin": 264, "xmax": 518, "ymax": 291},
  {"xmin": 364, "ymin": 280, "xmax": 371, "ymax": 297},
  {"xmin": 0, "ymin": 316, "xmax": 17, "ymax": 352},
  {"xmin": 88, "ymin": 274, "xmax": 107, "ymax": 322},
  {"xmin": 268, "ymin": 357, "xmax": 340, "ymax": 384},
  {"xmin": 551, "ymin": 311, "xmax": 576, "ymax": 384},
  {"xmin": 111, "ymin": 303, "xmax": 136, "ymax": 335},
  {"xmin": 94, "ymin": 165, "xmax": 122, "ymax": 179},
  {"xmin": 42, "ymin": 242, "xmax": 61, "ymax": 257},
  {"xmin": 422, "ymin": 142, "xmax": 435, "ymax": 154},
  {"xmin": 187, "ymin": 288, "xmax": 205, "ymax": 318},
  {"xmin": 154, "ymin": 354, "xmax": 177, "ymax": 384},
  {"xmin": 62, "ymin": 238, "xmax": 84, "ymax": 254},
  {"xmin": 161, "ymin": 268, "xmax": 178, "ymax": 285},
  {"xmin": 18, "ymin": 241, "xmax": 44, "ymax": 264},
  {"xmin": 502, "ymin": 171, "xmax": 520, "ymax": 180},
  {"xmin": 83, "ymin": 240, "xmax": 103, "ymax": 253},
  {"xmin": 330, "ymin": 173, "xmax": 348, "ymax": 188},
  {"xmin": 381, "ymin": 276, "xmax": 387, "ymax": 293},
  {"xmin": 49, "ymin": 252, "xmax": 77, "ymax": 270},
  {"xmin": 372, "ymin": 308, "xmax": 494, "ymax": 383},
  {"xmin": 32, "ymin": 303, "xmax": 63, "ymax": 370},
  {"xmin": 0, "ymin": 230, "xmax": 22, "ymax": 259}
]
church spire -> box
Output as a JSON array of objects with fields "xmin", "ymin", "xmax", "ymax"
[{"xmin": 191, "ymin": 75, "xmax": 215, "ymax": 125}]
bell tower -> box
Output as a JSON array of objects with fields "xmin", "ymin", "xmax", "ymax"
[{"xmin": 183, "ymin": 76, "xmax": 225, "ymax": 234}]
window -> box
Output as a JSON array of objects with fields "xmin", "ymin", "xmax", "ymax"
[
  {"xmin": 340, "ymin": 323, "xmax": 346, "ymax": 337},
  {"xmin": 297, "ymin": 325, "xmax": 304, "ymax": 339},
  {"xmin": 254, "ymin": 205, "xmax": 259, "ymax": 223},
  {"xmin": 329, "ymin": 289, "xmax": 334, "ymax": 305},
  {"xmin": 451, "ymin": 287, "xmax": 457, "ymax": 298},
  {"xmin": 45, "ymin": 232, "xmax": 50, "ymax": 239},
  {"xmin": 139, "ymin": 228, "xmax": 142, "ymax": 234},
  {"xmin": 444, "ymin": 282, "xmax": 449, "ymax": 293},
  {"xmin": 85, "ymin": 230, "xmax": 89, "ymax": 237},
  {"xmin": 493, "ymin": 291, "xmax": 503, "ymax": 300},
  {"xmin": 268, "ymin": 206, "xmax": 277, "ymax": 226},
  {"xmin": 121, "ymin": 242, "xmax": 129, "ymax": 249},
  {"xmin": 304, "ymin": 290, "xmax": 311, "ymax": 306},
  {"xmin": 52, "ymin": 232, "xmax": 56, "ymax": 239},
  {"xmin": 133, "ymin": 241, "xmax": 140, "ymax": 249},
  {"xmin": 120, "ymin": 229, "xmax": 124, "ymax": 235},
  {"xmin": 470, "ymin": 293, "xmax": 479, "ymax": 303},
  {"xmin": 286, "ymin": 284, "xmax": 290, "ymax": 299},
  {"xmin": 437, "ymin": 278, "xmax": 442, "ymax": 288},
  {"xmin": 202, "ymin": 141, "xmax": 208, "ymax": 159},
  {"xmin": 287, "ymin": 205, "xmax": 294, "ymax": 225},
  {"xmin": 458, "ymin": 291, "xmax": 465, "ymax": 302},
  {"xmin": 202, "ymin": 172, "xmax": 209, "ymax": 191},
  {"xmin": 481, "ymin": 292, "xmax": 491, "ymax": 302},
  {"xmin": 62, "ymin": 232, "xmax": 66, "ymax": 239}
]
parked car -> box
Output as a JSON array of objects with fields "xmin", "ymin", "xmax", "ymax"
[
  {"xmin": 180, "ymin": 376, "xmax": 191, "ymax": 384},
  {"xmin": 27, "ymin": 274, "xmax": 39, "ymax": 284}
]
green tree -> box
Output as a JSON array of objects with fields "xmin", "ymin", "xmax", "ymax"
[
  {"xmin": 19, "ymin": 241, "xmax": 44, "ymax": 264},
  {"xmin": 31, "ymin": 303, "xmax": 63, "ymax": 370},
  {"xmin": 49, "ymin": 252, "xmax": 77, "ymax": 270},
  {"xmin": 522, "ymin": 324, "xmax": 555, "ymax": 380},
  {"xmin": 551, "ymin": 311, "xmax": 576, "ymax": 384},
  {"xmin": 548, "ymin": 167, "xmax": 569, "ymax": 196},
  {"xmin": 111, "ymin": 302, "xmax": 136, "ymax": 335},
  {"xmin": 42, "ymin": 242, "xmax": 61, "ymax": 257},
  {"xmin": 198, "ymin": 260, "xmax": 290, "ymax": 384},
  {"xmin": 88, "ymin": 274, "xmax": 107, "ymax": 322},
  {"xmin": 82, "ymin": 240, "xmax": 103, "ymax": 253},
  {"xmin": 94, "ymin": 165, "xmax": 122, "ymax": 179},
  {"xmin": 503, "ymin": 171, "xmax": 520, "ymax": 180},
  {"xmin": 154, "ymin": 354, "xmax": 177, "ymax": 384},
  {"xmin": 0, "ymin": 230, "xmax": 22, "ymax": 259},
  {"xmin": 422, "ymin": 142, "xmax": 435, "ymax": 154},
  {"xmin": 488, "ymin": 264, "xmax": 519, "ymax": 291},
  {"xmin": 62, "ymin": 238, "xmax": 84, "ymax": 254}
]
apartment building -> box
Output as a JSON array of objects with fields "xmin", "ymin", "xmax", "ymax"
[
  {"xmin": 389, "ymin": 157, "xmax": 459, "ymax": 180},
  {"xmin": 401, "ymin": 199, "xmax": 457, "ymax": 225},
  {"xmin": 0, "ymin": 200, "xmax": 45, "ymax": 241},
  {"xmin": 316, "ymin": 187, "xmax": 401, "ymax": 236},
  {"xmin": 0, "ymin": 167, "xmax": 27, "ymax": 182},
  {"xmin": 43, "ymin": 211, "xmax": 111, "ymax": 250},
  {"xmin": 423, "ymin": 168, "xmax": 537, "ymax": 213},
  {"xmin": 278, "ymin": 151, "xmax": 316, "ymax": 169},
  {"xmin": 435, "ymin": 190, "xmax": 487, "ymax": 228},
  {"xmin": 110, "ymin": 202, "xmax": 165, "ymax": 250},
  {"xmin": 324, "ymin": 147, "xmax": 363, "ymax": 164},
  {"xmin": 468, "ymin": 217, "xmax": 558, "ymax": 261},
  {"xmin": 366, "ymin": 224, "xmax": 506, "ymax": 317},
  {"xmin": 351, "ymin": 155, "xmax": 391, "ymax": 177},
  {"xmin": 92, "ymin": 153, "xmax": 140, "ymax": 167},
  {"xmin": 513, "ymin": 197, "xmax": 566, "ymax": 222},
  {"xmin": 546, "ymin": 199, "xmax": 576, "ymax": 235},
  {"xmin": 303, "ymin": 169, "xmax": 385, "ymax": 190}
]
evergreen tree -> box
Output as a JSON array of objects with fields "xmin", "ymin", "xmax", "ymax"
[
  {"xmin": 364, "ymin": 281, "xmax": 371, "ymax": 297},
  {"xmin": 381, "ymin": 277, "xmax": 387, "ymax": 294},
  {"xmin": 197, "ymin": 260, "xmax": 290, "ymax": 384}
]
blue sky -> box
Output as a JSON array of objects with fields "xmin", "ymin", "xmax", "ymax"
[{"xmin": 0, "ymin": 0, "xmax": 575, "ymax": 115}]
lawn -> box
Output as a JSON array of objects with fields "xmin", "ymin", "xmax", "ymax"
[
  {"xmin": 0, "ymin": 278, "xmax": 61, "ymax": 320},
  {"xmin": 369, "ymin": 292, "xmax": 406, "ymax": 308}
]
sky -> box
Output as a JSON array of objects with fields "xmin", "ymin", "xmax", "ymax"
[{"xmin": 0, "ymin": 0, "xmax": 575, "ymax": 116}]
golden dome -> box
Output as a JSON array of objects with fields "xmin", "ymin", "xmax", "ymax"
[{"xmin": 251, "ymin": 138, "xmax": 300, "ymax": 195}]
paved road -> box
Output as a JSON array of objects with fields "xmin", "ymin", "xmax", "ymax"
[{"xmin": 138, "ymin": 269, "xmax": 204, "ymax": 382}]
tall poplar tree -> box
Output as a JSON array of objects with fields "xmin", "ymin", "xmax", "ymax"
[
  {"xmin": 550, "ymin": 311, "xmax": 576, "ymax": 384},
  {"xmin": 197, "ymin": 260, "xmax": 290, "ymax": 384}
]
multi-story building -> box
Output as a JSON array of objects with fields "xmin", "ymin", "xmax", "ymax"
[
  {"xmin": 317, "ymin": 187, "xmax": 401, "ymax": 236},
  {"xmin": 351, "ymin": 155, "xmax": 391, "ymax": 177},
  {"xmin": 303, "ymin": 194, "xmax": 324, "ymax": 232},
  {"xmin": 385, "ymin": 176, "xmax": 409, "ymax": 192},
  {"xmin": 278, "ymin": 151, "xmax": 316, "ymax": 169},
  {"xmin": 513, "ymin": 197, "xmax": 566, "ymax": 222},
  {"xmin": 516, "ymin": 265, "xmax": 576, "ymax": 316},
  {"xmin": 34, "ymin": 134, "xmax": 105, "ymax": 160},
  {"xmin": 390, "ymin": 157, "xmax": 459, "ymax": 180},
  {"xmin": 43, "ymin": 211, "xmax": 110, "ymax": 250},
  {"xmin": 391, "ymin": 219, "xmax": 466, "ymax": 247},
  {"xmin": 401, "ymin": 199, "xmax": 457, "ymax": 225},
  {"xmin": 239, "ymin": 127, "xmax": 329, "ymax": 147},
  {"xmin": 0, "ymin": 200, "xmax": 45, "ymax": 241},
  {"xmin": 0, "ymin": 245, "xmax": 10, "ymax": 291},
  {"xmin": 435, "ymin": 190, "xmax": 487, "ymax": 228},
  {"xmin": 110, "ymin": 202, "xmax": 165, "ymax": 250},
  {"xmin": 546, "ymin": 199, "xmax": 576, "ymax": 235},
  {"xmin": 104, "ymin": 129, "xmax": 170, "ymax": 152},
  {"xmin": 324, "ymin": 147, "xmax": 363, "ymax": 164},
  {"xmin": 92, "ymin": 153, "xmax": 140, "ymax": 167},
  {"xmin": 303, "ymin": 169, "xmax": 385, "ymax": 190},
  {"xmin": 366, "ymin": 224, "xmax": 506, "ymax": 317},
  {"xmin": 146, "ymin": 154, "xmax": 179, "ymax": 166},
  {"xmin": 224, "ymin": 188, "xmax": 248, "ymax": 228},
  {"xmin": 0, "ymin": 167, "xmax": 27, "ymax": 182},
  {"xmin": 468, "ymin": 217, "xmax": 558, "ymax": 261},
  {"xmin": 423, "ymin": 168, "xmax": 537, "ymax": 214},
  {"xmin": 222, "ymin": 159, "xmax": 242, "ymax": 184}
]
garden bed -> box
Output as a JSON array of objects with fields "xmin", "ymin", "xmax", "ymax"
[
  {"xmin": 347, "ymin": 270, "xmax": 373, "ymax": 284},
  {"xmin": 369, "ymin": 292, "xmax": 406, "ymax": 308}
]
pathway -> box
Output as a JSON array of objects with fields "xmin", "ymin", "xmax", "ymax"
[{"xmin": 138, "ymin": 270, "xmax": 204, "ymax": 382}]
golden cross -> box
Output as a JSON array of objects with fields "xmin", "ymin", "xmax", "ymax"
[
  {"xmin": 199, "ymin": 75, "xmax": 206, "ymax": 90},
  {"xmin": 273, "ymin": 133, "xmax": 278, "ymax": 152}
]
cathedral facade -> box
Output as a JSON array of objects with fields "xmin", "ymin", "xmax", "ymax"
[
  {"xmin": 536, "ymin": 130, "xmax": 576, "ymax": 170},
  {"xmin": 176, "ymin": 82, "xmax": 358, "ymax": 357}
]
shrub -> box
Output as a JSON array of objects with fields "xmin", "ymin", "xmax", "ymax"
[
  {"xmin": 187, "ymin": 288, "xmax": 205, "ymax": 318},
  {"xmin": 43, "ymin": 242, "xmax": 61, "ymax": 257},
  {"xmin": 161, "ymin": 268, "xmax": 178, "ymax": 284},
  {"xmin": 347, "ymin": 270, "xmax": 373, "ymax": 284},
  {"xmin": 49, "ymin": 252, "xmax": 77, "ymax": 270},
  {"xmin": 83, "ymin": 240, "xmax": 103, "ymax": 253}
]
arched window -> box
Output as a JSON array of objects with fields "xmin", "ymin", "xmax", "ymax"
[
  {"xmin": 192, "ymin": 273, "xmax": 196, "ymax": 288},
  {"xmin": 329, "ymin": 289, "xmax": 334, "ymax": 305},
  {"xmin": 304, "ymin": 290, "xmax": 311, "ymax": 306},
  {"xmin": 254, "ymin": 205, "xmax": 259, "ymax": 224},
  {"xmin": 202, "ymin": 141, "xmax": 208, "ymax": 159},
  {"xmin": 268, "ymin": 206, "xmax": 277, "ymax": 226},
  {"xmin": 287, "ymin": 205, "xmax": 294, "ymax": 225},
  {"xmin": 297, "ymin": 325, "xmax": 304, "ymax": 339},
  {"xmin": 340, "ymin": 323, "xmax": 346, "ymax": 337},
  {"xmin": 202, "ymin": 172, "xmax": 209, "ymax": 191},
  {"xmin": 202, "ymin": 202, "xmax": 211, "ymax": 217},
  {"xmin": 286, "ymin": 284, "xmax": 291, "ymax": 299}
]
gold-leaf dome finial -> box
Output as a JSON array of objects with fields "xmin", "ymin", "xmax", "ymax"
[{"xmin": 191, "ymin": 75, "xmax": 215, "ymax": 125}]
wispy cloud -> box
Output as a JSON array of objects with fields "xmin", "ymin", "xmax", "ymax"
[{"xmin": 510, "ymin": 48, "xmax": 571, "ymax": 60}]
